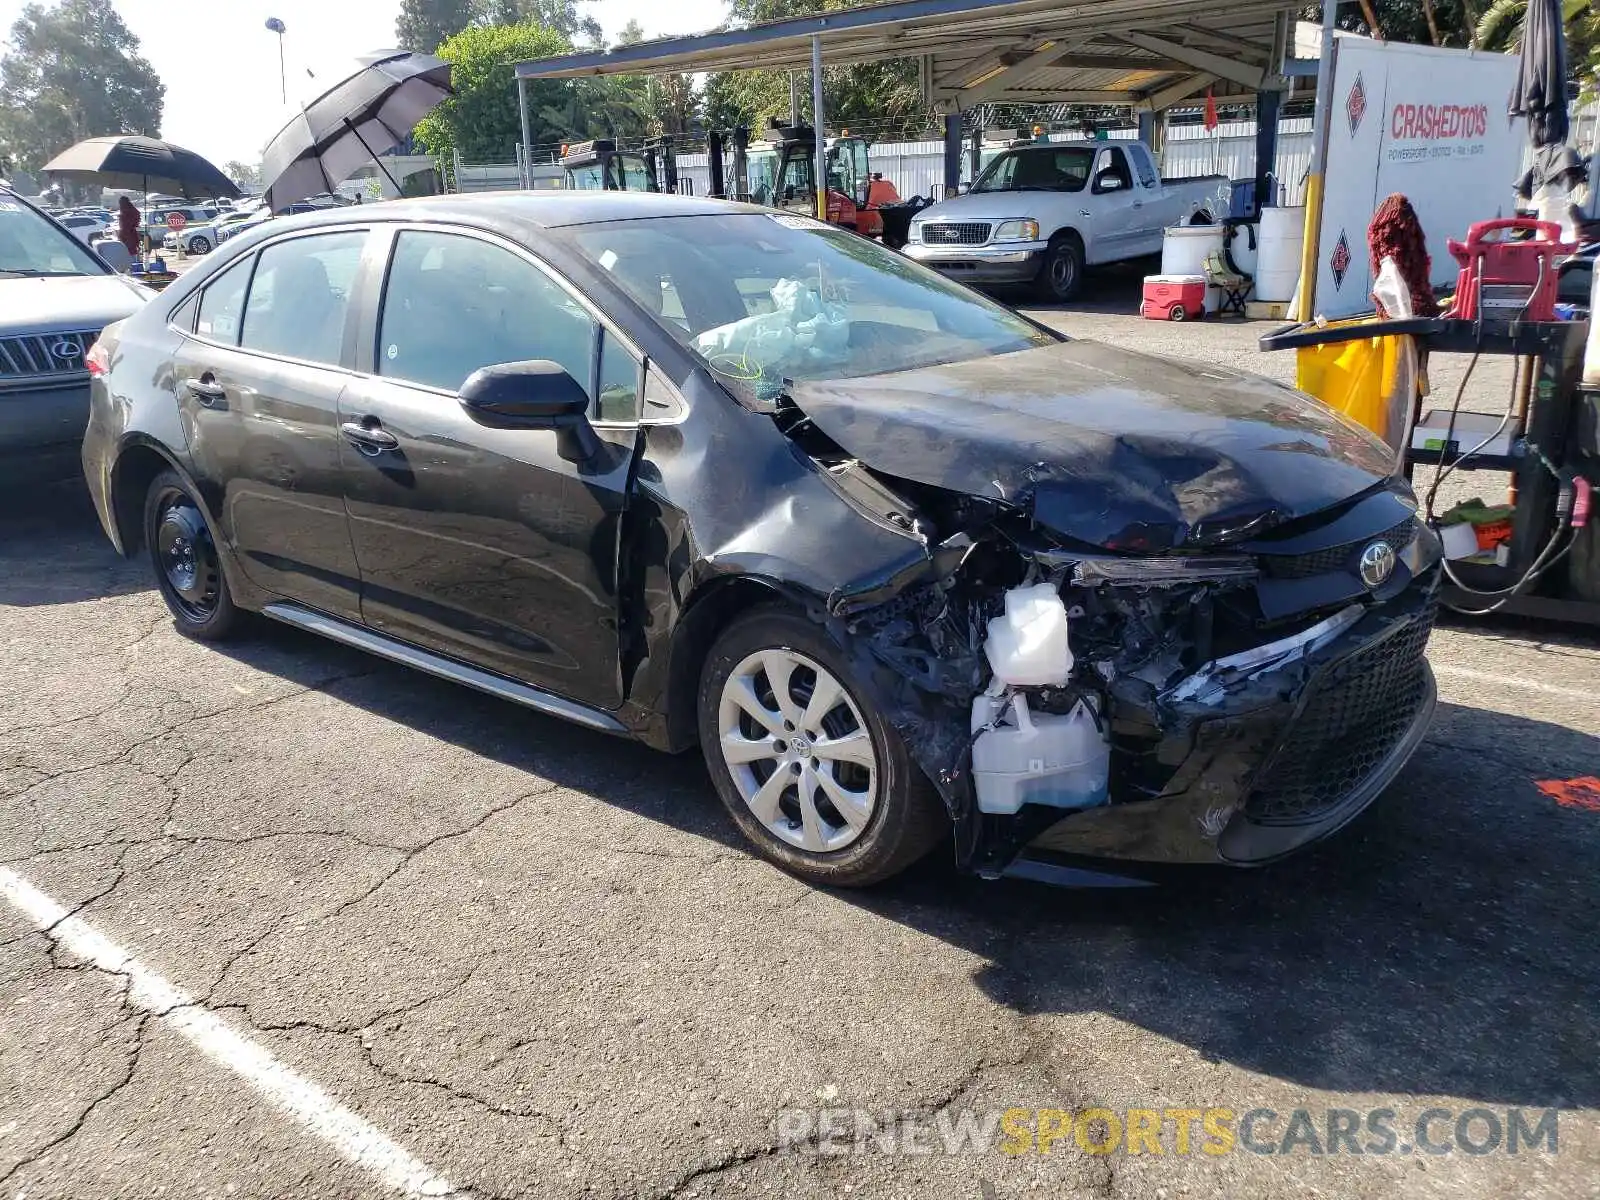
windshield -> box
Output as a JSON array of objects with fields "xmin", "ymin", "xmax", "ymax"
[
  {"xmin": 0, "ymin": 195, "xmax": 107, "ymax": 277},
  {"xmin": 571, "ymin": 213, "xmax": 1055, "ymax": 400},
  {"xmin": 972, "ymin": 146, "xmax": 1095, "ymax": 194}
]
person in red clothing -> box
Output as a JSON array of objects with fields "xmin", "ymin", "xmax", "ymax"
[{"xmin": 116, "ymin": 195, "xmax": 141, "ymax": 259}]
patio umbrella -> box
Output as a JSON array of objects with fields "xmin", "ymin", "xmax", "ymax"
[
  {"xmin": 41, "ymin": 135, "xmax": 240, "ymax": 199},
  {"xmin": 260, "ymin": 49, "xmax": 452, "ymax": 211},
  {"xmin": 1510, "ymin": 0, "xmax": 1584, "ymax": 232},
  {"xmin": 1511, "ymin": 0, "xmax": 1568, "ymax": 147}
]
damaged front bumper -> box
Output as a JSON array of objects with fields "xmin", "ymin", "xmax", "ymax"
[
  {"xmin": 1007, "ymin": 582, "xmax": 1438, "ymax": 880},
  {"xmin": 824, "ymin": 503, "xmax": 1442, "ymax": 885}
]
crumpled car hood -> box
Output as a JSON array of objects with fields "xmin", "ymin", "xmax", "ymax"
[{"xmin": 791, "ymin": 340, "xmax": 1396, "ymax": 551}]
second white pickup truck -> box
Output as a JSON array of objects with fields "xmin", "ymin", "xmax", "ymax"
[{"xmin": 904, "ymin": 140, "xmax": 1227, "ymax": 302}]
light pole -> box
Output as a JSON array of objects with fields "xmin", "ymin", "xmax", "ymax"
[{"xmin": 265, "ymin": 17, "xmax": 286, "ymax": 105}]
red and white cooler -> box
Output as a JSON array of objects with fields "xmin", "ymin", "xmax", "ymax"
[{"xmin": 1140, "ymin": 274, "xmax": 1206, "ymax": 322}]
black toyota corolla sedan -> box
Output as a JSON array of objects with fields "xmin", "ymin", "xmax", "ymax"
[{"xmin": 82, "ymin": 192, "xmax": 1441, "ymax": 887}]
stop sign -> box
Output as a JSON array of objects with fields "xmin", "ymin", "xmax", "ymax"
[{"xmin": 165, "ymin": 211, "xmax": 187, "ymax": 232}]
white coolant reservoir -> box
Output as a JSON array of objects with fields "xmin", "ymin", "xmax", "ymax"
[
  {"xmin": 970, "ymin": 693, "xmax": 1110, "ymax": 815},
  {"xmin": 984, "ymin": 583, "xmax": 1073, "ymax": 686}
]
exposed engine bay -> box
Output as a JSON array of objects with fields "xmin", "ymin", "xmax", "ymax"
[{"xmin": 776, "ymin": 382, "xmax": 1444, "ymax": 883}]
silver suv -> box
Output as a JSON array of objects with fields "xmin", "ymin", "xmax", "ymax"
[{"xmin": 0, "ymin": 189, "xmax": 150, "ymax": 483}]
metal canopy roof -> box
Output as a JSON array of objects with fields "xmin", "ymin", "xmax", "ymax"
[{"xmin": 516, "ymin": 0, "xmax": 1302, "ymax": 112}]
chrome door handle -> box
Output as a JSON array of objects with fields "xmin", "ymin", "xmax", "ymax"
[
  {"xmin": 340, "ymin": 420, "xmax": 399, "ymax": 453},
  {"xmin": 185, "ymin": 377, "xmax": 225, "ymax": 404}
]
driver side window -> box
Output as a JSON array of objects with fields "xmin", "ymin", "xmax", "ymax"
[
  {"xmin": 1093, "ymin": 148, "xmax": 1132, "ymax": 193},
  {"xmin": 377, "ymin": 230, "xmax": 598, "ymax": 399}
]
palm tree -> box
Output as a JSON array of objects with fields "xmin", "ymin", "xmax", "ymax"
[{"xmin": 1475, "ymin": 0, "xmax": 1592, "ymax": 51}]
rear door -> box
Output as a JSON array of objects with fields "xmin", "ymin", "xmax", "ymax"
[
  {"xmin": 170, "ymin": 227, "xmax": 368, "ymax": 618},
  {"xmin": 337, "ymin": 226, "xmax": 641, "ymax": 710},
  {"xmin": 1124, "ymin": 142, "xmax": 1170, "ymax": 251}
]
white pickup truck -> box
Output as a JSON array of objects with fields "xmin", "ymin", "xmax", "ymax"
[{"xmin": 904, "ymin": 140, "xmax": 1227, "ymax": 302}]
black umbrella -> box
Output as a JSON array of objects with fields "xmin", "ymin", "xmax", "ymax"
[
  {"xmin": 1510, "ymin": 0, "xmax": 1584, "ymax": 217},
  {"xmin": 41, "ymin": 135, "xmax": 240, "ymax": 199},
  {"xmin": 1511, "ymin": 0, "xmax": 1568, "ymax": 146},
  {"xmin": 261, "ymin": 49, "xmax": 452, "ymax": 211}
]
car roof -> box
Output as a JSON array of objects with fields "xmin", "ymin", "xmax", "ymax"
[{"xmin": 260, "ymin": 190, "xmax": 761, "ymax": 236}]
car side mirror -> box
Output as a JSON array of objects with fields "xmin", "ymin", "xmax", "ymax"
[
  {"xmin": 458, "ymin": 359, "xmax": 599, "ymax": 463},
  {"xmin": 1095, "ymin": 170, "xmax": 1125, "ymax": 192}
]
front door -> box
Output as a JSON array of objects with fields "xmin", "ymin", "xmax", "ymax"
[
  {"xmin": 339, "ymin": 227, "xmax": 641, "ymax": 710},
  {"xmin": 1087, "ymin": 146, "xmax": 1140, "ymax": 263},
  {"xmin": 171, "ymin": 228, "xmax": 368, "ymax": 619}
]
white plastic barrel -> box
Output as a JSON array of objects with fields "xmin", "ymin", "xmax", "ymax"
[
  {"xmin": 1225, "ymin": 223, "xmax": 1259, "ymax": 278},
  {"xmin": 1160, "ymin": 225, "xmax": 1226, "ymax": 311},
  {"xmin": 1255, "ymin": 205, "xmax": 1306, "ymax": 302}
]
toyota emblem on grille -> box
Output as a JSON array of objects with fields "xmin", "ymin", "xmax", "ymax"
[
  {"xmin": 1359, "ymin": 540, "xmax": 1396, "ymax": 588},
  {"xmin": 50, "ymin": 339, "xmax": 82, "ymax": 363}
]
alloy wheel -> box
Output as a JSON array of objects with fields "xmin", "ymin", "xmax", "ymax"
[{"xmin": 716, "ymin": 648, "xmax": 879, "ymax": 853}]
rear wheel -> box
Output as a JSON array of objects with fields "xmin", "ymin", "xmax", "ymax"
[
  {"xmin": 144, "ymin": 471, "xmax": 244, "ymax": 641},
  {"xmin": 698, "ymin": 606, "xmax": 945, "ymax": 886},
  {"xmin": 1169, "ymin": 305, "xmax": 1187, "ymax": 322},
  {"xmin": 1034, "ymin": 233, "xmax": 1084, "ymax": 303}
]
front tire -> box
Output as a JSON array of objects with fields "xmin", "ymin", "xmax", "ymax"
[
  {"xmin": 698, "ymin": 606, "xmax": 945, "ymax": 887},
  {"xmin": 144, "ymin": 470, "xmax": 244, "ymax": 641},
  {"xmin": 1034, "ymin": 233, "xmax": 1084, "ymax": 303},
  {"xmin": 187, "ymin": 234, "xmax": 210, "ymax": 254}
]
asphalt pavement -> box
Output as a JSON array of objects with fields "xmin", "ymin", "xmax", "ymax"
[{"xmin": 1, "ymin": 287, "xmax": 1595, "ymax": 1199}]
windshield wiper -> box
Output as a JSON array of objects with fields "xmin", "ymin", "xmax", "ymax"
[{"xmin": 0, "ymin": 269, "xmax": 84, "ymax": 278}]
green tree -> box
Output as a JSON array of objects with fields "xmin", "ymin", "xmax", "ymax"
[
  {"xmin": 395, "ymin": 0, "xmax": 477, "ymax": 54},
  {"xmin": 612, "ymin": 19, "xmax": 698, "ymax": 137},
  {"xmin": 1474, "ymin": 0, "xmax": 1600, "ymax": 92},
  {"xmin": 413, "ymin": 22, "xmax": 575, "ymax": 163},
  {"xmin": 480, "ymin": 0, "xmax": 601, "ymax": 46},
  {"xmin": 0, "ymin": 0, "xmax": 163, "ymax": 174},
  {"xmin": 703, "ymin": 0, "xmax": 928, "ymax": 137},
  {"xmin": 222, "ymin": 159, "xmax": 260, "ymax": 188}
]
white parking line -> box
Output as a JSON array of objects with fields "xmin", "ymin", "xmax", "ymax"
[
  {"xmin": 0, "ymin": 866, "xmax": 460, "ymax": 1198},
  {"xmin": 1432, "ymin": 663, "xmax": 1594, "ymax": 701}
]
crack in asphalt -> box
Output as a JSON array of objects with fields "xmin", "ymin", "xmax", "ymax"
[
  {"xmin": 0, "ymin": 967, "xmax": 151, "ymax": 1188},
  {"xmin": 0, "ymin": 776, "xmax": 558, "ymax": 1196}
]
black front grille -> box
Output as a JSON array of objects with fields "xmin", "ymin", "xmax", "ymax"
[
  {"xmin": 0, "ymin": 330, "xmax": 95, "ymax": 378},
  {"xmin": 1259, "ymin": 517, "xmax": 1418, "ymax": 580},
  {"xmin": 1245, "ymin": 602, "xmax": 1436, "ymax": 825},
  {"xmin": 921, "ymin": 222, "xmax": 991, "ymax": 246}
]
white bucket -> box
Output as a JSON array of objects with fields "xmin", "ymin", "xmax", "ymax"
[
  {"xmin": 1160, "ymin": 224, "xmax": 1226, "ymax": 312},
  {"xmin": 1255, "ymin": 205, "xmax": 1306, "ymax": 302}
]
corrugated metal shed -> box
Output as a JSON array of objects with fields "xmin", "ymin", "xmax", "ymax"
[{"xmin": 516, "ymin": 0, "xmax": 1304, "ymax": 110}]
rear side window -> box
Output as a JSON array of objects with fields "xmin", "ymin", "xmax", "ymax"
[
  {"xmin": 196, "ymin": 257, "xmax": 252, "ymax": 344},
  {"xmin": 1129, "ymin": 143, "xmax": 1158, "ymax": 188},
  {"xmin": 239, "ymin": 231, "xmax": 365, "ymax": 366},
  {"xmin": 170, "ymin": 292, "xmax": 199, "ymax": 334}
]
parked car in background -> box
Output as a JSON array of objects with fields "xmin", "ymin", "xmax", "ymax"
[
  {"xmin": 83, "ymin": 193, "xmax": 1440, "ymax": 890},
  {"xmin": 165, "ymin": 209, "xmax": 254, "ymax": 254},
  {"xmin": 56, "ymin": 212, "xmax": 112, "ymax": 245},
  {"xmin": 905, "ymin": 139, "xmax": 1226, "ymax": 301},
  {"xmin": 0, "ymin": 187, "xmax": 148, "ymax": 483},
  {"xmin": 92, "ymin": 204, "xmax": 219, "ymax": 254}
]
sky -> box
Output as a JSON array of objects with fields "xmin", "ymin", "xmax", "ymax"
[{"xmin": 0, "ymin": 0, "xmax": 731, "ymax": 167}]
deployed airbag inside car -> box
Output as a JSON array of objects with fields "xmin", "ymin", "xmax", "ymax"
[{"xmin": 693, "ymin": 277, "xmax": 850, "ymax": 383}]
